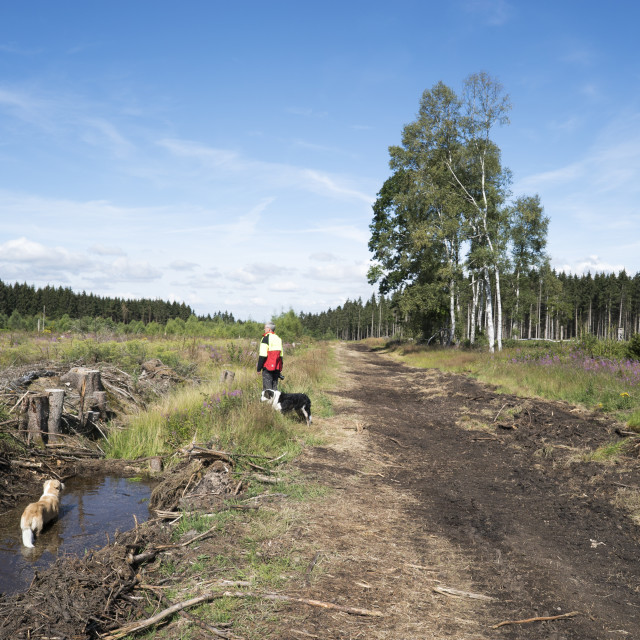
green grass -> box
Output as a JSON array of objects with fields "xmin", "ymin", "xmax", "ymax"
[
  {"xmin": 386, "ymin": 339, "xmax": 640, "ymax": 426},
  {"xmin": 105, "ymin": 341, "xmax": 333, "ymax": 460}
]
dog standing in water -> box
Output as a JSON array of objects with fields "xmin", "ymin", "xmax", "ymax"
[{"xmin": 20, "ymin": 478, "xmax": 65, "ymax": 548}]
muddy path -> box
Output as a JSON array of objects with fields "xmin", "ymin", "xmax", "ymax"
[{"xmin": 292, "ymin": 343, "xmax": 640, "ymax": 639}]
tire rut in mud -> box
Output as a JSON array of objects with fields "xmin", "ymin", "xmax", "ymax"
[{"xmin": 340, "ymin": 344, "xmax": 640, "ymax": 639}]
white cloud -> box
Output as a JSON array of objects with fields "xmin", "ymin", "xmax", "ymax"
[
  {"xmin": 170, "ymin": 259, "xmax": 199, "ymax": 271},
  {"xmin": 0, "ymin": 237, "xmax": 92, "ymax": 270},
  {"xmin": 270, "ymin": 281, "xmax": 299, "ymax": 292},
  {"xmin": 158, "ymin": 137, "xmax": 373, "ymax": 204},
  {"xmin": 305, "ymin": 261, "xmax": 369, "ymax": 282},
  {"xmin": 557, "ymin": 255, "xmax": 626, "ymax": 275},
  {"xmin": 464, "ymin": 0, "xmax": 513, "ymax": 26},
  {"xmin": 309, "ymin": 252, "xmax": 338, "ymax": 262},
  {"xmin": 82, "ymin": 117, "xmax": 134, "ymax": 157},
  {"xmin": 91, "ymin": 244, "xmax": 126, "ymax": 256}
]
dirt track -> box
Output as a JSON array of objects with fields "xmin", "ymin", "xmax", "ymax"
[{"xmin": 292, "ymin": 343, "xmax": 640, "ymax": 639}]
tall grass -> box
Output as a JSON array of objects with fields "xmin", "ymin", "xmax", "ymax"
[
  {"xmin": 105, "ymin": 341, "xmax": 332, "ymax": 460},
  {"xmin": 387, "ymin": 340, "xmax": 640, "ymax": 426}
]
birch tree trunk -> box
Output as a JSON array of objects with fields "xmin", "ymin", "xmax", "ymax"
[{"xmin": 484, "ymin": 268, "xmax": 495, "ymax": 353}]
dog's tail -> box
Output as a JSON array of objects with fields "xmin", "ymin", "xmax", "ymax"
[{"xmin": 21, "ymin": 525, "xmax": 35, "ymax": 548}]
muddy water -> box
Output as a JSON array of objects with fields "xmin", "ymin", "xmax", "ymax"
[{"xmin": 0, "ymin": 475, "xmax": 155, "ymax": 596}]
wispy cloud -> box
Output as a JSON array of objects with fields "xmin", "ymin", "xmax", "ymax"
[
  {"xmin": 158, "ymin": 137, "xmax": 373, "ymax": 204},
  {"xmin": 82, "ymin": 117, "xmax": 134, "ymax": 156},
  {"xmin": 286, "ymin": 107, "xmax": 328, "ymax": 119},
  {"xmin": 463, "ymin": 0, "xmax": 513, "ymax": 26}
]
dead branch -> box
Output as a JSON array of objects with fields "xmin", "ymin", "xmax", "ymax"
[
  {"xmin": 100, "ymin": 592, "xmax": 237, "ymax": 640},
  {"xmin": 433, "ymin": 586, "xmax": 495, "ymax": 601},
  {"xmin": 492, "ymin": 610, "xmax": 580, "ymax": 629},
  {"xmin": 141, "ymin": 586, "xmax": 243, "ymax": 640},
  {"xmin": 252, "ymin": 473, "xmax": 282, "ymax": 484},
  {"xmin": 493, "ymin": 402, "xmax": 509, "ymax": 423},
  {"xmin": 221, "ymin": 590, "xmax": 384, "ymax": 617}
]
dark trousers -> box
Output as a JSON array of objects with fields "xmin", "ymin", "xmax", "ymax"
[{"xmin": 262, "ymin": 369, "xmax": 280, "ymax": 391}]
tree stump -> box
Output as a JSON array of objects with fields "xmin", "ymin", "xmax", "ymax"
[
  {"xmin": 149, "ymin": 456, "xmax": 163, "ymax": 472},
  {"xmin": 220, "ymin": 369, "xmax": 235, "ymax": 384},
  {"xmin": 61, "ymin": 368, "xmax": 103, "ymax": 427},
  {"xmin": 46, "ymin": 388, "xmax": 65, "ymax": 444},
  {"xmin": 25, "ymin": 394, "xmax": 49, "ymax": 446},
  {"xmin": 60, "ymin": 367, "xmax": 104, "ymax": 394},
  {"xmin": 92, "ymin": 390, "xmax": 108, "ymax": 420}
]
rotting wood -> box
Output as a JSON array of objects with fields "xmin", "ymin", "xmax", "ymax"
[{"xmin": 491, "ymin": 610, "xmax": 580, "ymax": 629}]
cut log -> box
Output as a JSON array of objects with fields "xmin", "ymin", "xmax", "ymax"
[{"xmin": 45, "ymin": 388, "xmax": 65, "ymax": 444}]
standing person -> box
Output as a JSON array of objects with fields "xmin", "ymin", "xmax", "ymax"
[{"xmin": 257, "ymin": 322, "xmax": 283, "ymax": 391}]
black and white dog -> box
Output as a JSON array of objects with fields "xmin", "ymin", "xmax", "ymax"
[{"xmin": 261, "ymin": 389, "xmax": 312, "ymax": 426}]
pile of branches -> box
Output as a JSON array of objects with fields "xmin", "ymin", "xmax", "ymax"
[{"xmin": 0, "ymin": 525, "xmax": 168, "ymax": 639}]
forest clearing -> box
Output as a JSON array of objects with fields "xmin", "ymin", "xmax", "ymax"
[{"xmin": 0, "ymin": 336, "xmax": 639, "ymax": 638}]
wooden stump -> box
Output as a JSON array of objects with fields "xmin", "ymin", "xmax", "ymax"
[
  {"xmin": 46, "ymin": 388, "xmax": 65, "ymax": 444},
  {"xmin": 92, "ymin": 390, "xmax": 108, "ymax": 420},
  {"xmin": 60, "ymin": 367, "xmax": 104, "ymax": 394},
  {"xmin": 60, "ymin": 367, "xmax": 103, "ymax": 427},
  {"xmin": 149, "ymin": 456, "xmax": 163, "ymax": 473},
  {"xmin": 26, "ymin": 394, "xmax": 49, "ymax": 446},
  {"xmin": 220, "ymin": 369, "xmax": 235, "ymax": 384}
]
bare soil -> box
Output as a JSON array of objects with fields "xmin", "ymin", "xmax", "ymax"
[
  {"xmin": 285, "ymin": 343, "xmax": 640, "ymax": 639},
  {"xmin": 2, "ymin": 342, "xmax": 640, "ymax": 639}
]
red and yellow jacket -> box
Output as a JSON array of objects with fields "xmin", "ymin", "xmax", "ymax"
[{"xmin": 257, "ymin": 331, "xmax": 283, "ymax": 372}]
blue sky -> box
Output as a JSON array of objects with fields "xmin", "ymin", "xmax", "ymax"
[{"xmin": 0, "ymin": 1, "xmax": 639, "ymax": 320}]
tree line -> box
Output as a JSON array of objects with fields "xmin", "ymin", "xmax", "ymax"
[{"xmin": 296, "ymin": 269, "xmax": 640, "ymax": 345}]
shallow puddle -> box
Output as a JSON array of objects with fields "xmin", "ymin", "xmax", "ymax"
[{"xmin": 0, "ymin": 475, "xmax": 155, "ymax": 596}]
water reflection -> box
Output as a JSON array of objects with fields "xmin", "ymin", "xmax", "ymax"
[{"xmin": 0, "ymin": 475, "xmax": 154, "ymax": 596}]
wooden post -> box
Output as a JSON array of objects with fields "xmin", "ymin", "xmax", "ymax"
[
  {"xmin": 26, "ymin": 394, "xmax": 49, "ymax": 446},
  {"xmin": 46, "ymin": 388, "xmax": 65, "ymax": 444}
]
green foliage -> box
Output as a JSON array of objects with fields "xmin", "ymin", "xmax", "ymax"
[
  {"xmin": 627, "ymin": 334, "xmax": 640, "ymax": 361},
  {"xmin": 273, "ymin": 309, "xmax": 304, "ymax": 342}
]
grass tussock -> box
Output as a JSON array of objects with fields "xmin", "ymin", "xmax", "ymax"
[{"xmin": 105, "ymin": 341, "xmax": 332, "ymax": 460}]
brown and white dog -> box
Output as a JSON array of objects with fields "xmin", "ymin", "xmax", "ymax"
[{"xmin": 20, "ymin": 478, "xmax": 65, "ymax": 548}]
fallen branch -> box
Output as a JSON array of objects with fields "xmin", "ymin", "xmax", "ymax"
[
  {"xmin": 252, "ymin": 473, "xmax": 282, "ymax": 484},
  {"xmin": 492, "ymin": 610, "xmax": 580, "ymax": 629},
  {"xmin": 141, "ymin": 587, "xmax": 244, "ymax": 640},
  {"xmin": 433, "ymin": 586, "xmax": 495, "ymax": 601},
  {"xmin": 493, "ymin": 402, "xmax": 509, "ymax": 423},
  {"xmin": 221, "ymin": 590, "xmax": 384, "ymax": 617},
  {"xmin": 100, "ymin": 593, "xmax": 231, "ymax": 639}
]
